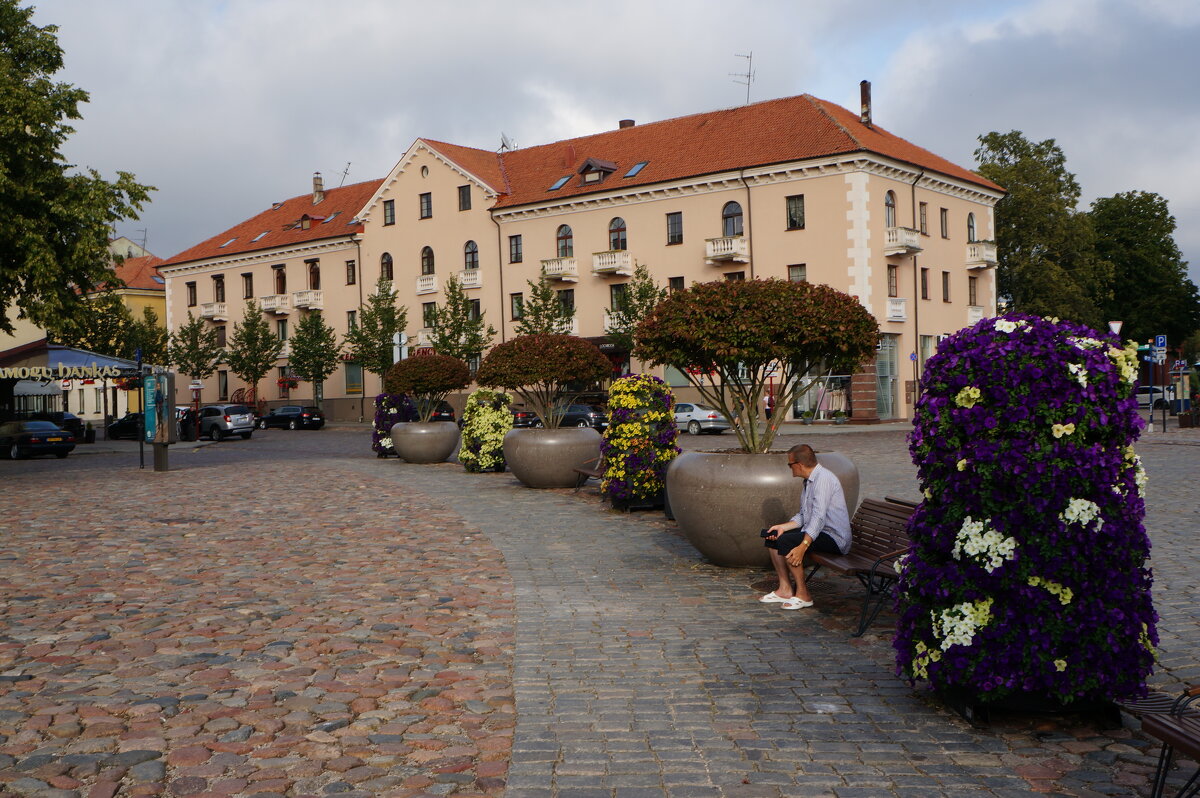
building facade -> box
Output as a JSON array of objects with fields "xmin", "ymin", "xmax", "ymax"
[{"xmin": 160, "ymin": 91, "xmax": 1003, "ymax": 421}]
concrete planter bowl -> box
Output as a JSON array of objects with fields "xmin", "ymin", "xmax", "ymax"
[
  {"xmin": 503, "ymin": 426, "xmax": 602, "ymax": 488},
  {"xmin": 666, "ymin": 450, "xmax": 859, "ymax": 568},
  {"xmin": 389, "ymin": 421, "xmax": 460, "ymax": 464}
]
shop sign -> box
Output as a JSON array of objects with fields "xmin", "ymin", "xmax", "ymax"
[{"xmin": 0, "ymin": 364, "xmax": 123, "ymax": 380}]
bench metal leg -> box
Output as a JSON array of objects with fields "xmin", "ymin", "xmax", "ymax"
[{"xmin": 851, "ymin": 574, "xmax": 897, "ymax": 637}]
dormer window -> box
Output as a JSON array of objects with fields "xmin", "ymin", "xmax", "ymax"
[{"xmin": 578, "ymin": 157, "xmax": 617, "ymax": 185}]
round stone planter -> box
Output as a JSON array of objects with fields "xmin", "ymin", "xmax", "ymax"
[
  {"xmin": 665, "ymin": 450, "xmax": 859, "ymax": 567},
  {"xmin": 388, "ymin": 421, "xmax": 460, "ymax": 464},
  {"xmin": 503, "ymin": 426, "xmax": 601, "ymax": 488}
]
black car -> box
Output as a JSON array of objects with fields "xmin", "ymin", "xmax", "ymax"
[
  {"xmin": 258, "ymin": 405, "xmax": 326, "ymax": 430},
  {"xmin": 517, "ymin": 404, "xmax": 607, "ymax": 429},
  {"xmin": 106, "ymin": 412, "xmax": 143, "ymax": 440},
  {"xmin": 0, "ymin": 420, "xmax": 76, "ymax": 459},
  {"xmin": 431, "ymin": 401, "xmax": 455, "ymax": 422},
  {"xmin": 511, "ymin": 407, "xmax": 539, "ymax": 427}
]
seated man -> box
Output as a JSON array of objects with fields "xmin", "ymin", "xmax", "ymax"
[{"xmin": 760, "ymin": 443, "xmax": 851, "ymax": 610}]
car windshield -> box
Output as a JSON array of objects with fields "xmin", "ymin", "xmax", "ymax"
[
  {"xmin": 301, "ymin": 407, "xmax": 320, "ymax": 413},
  {"xmin": 225, "ymin": 405, "xmax": 251, "ymax": 415},
  {"xmin": 693, "ymin": 404, "xmax": 717, "ymax": 411},
  {"xmin": 22, "ymin": 421, "xmax": 60, "ymax": 431}
]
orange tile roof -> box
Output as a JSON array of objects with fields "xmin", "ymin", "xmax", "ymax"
[
  {"xmin": 421, "ymin": 139, "xmax": 507, "ymax": 194},
  {"xmin": 490, "ymin": 94, "xmax": 1002, "ymax": 209},
  {"xmin": 111, "ymin": 255, "xmax": 165, "ymax": 291},
  {"xmin": 160, "ymin": 179, "xmax": 383, "ymax": 267}
]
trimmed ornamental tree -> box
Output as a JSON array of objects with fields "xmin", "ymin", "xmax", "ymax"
[
  {"xmin": 896, "ymin": 314, "xmax": 1156, "ymax": 706},
  {"xmin": 476, "ymin": 334, "xmax": 611, "ymax": 428},
  {"xmin": 459, "ymin": 388, "xmax": 514, "ymax": 473},
  {"xmin": 382, "ymin": 353, "xmax": 470, "ymax": 423},
  {"xmin": 633, "ymin": 278, "xmax": 879, "ymax": 452}
]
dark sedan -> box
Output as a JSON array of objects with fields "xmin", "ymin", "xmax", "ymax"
[
  {"xmin": 0, "ymin": 420, "xmax": 76, "ymax": 459},
  {"xmin": 516, "ymin": 404, "xmax": 607, "ymax": 429},
  {"xmin": 258, "ymin": 405, "xmax": 326, "ymax": 430},
  {"xmin": 106, "ymin": 412, "xmax": 143, "ymax": 440},
  {"xmin": 511, "ymin": 407, "xmax": 539, "ymax": 427}
]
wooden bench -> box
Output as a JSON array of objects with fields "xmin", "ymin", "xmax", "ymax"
[
  {"xmin": 573, "ymin": 456, "xmax": 605, "ymax": 492},
  {"xmin": 1120, "ymin": 684, "xmax": 1200, "ymax": 797},
  {"xmin": 802, "ymin": 497, "xmax": 914, "ymax": 637}
]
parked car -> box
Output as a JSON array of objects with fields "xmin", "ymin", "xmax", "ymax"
[
  {"xmin": 1137, "ymin": 386, "xmax": 1174, "ymax": 410},
  {"xmin": 545, "ymin": 404, "xmax": 608, "ymax": 429},
  {"xmin": 106, "ymin": 412, "xmax": 143, "ymax": 440},
  {"xmin": 198, "ymin": 404, "xmax": 255, "ymax": 441},
  {"xmin": 258, "ymin": 405, "xmax": 326, "ymax": 430},
  {"xmin": 0, "ymin": 420, "xmax": 76, "ymax": 459},
  {"xmin": 431, "ymin": 401, "xmax": 455, "ymax": 422},
  {"xmin": 511, "ymin": 406, "xmax": 539, "ymax": 427},
  {"xmin": 674, "ymin": 402, "xmax": 731, "ymax": 435}
]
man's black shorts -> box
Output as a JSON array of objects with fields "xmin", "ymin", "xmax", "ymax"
[{"xmin": 765, "ymin": 530, "xmax": 841, "ymax": 557}]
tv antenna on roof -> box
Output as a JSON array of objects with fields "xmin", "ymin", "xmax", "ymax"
[
  {"xmin": 338, "ymin": 162, "xmax": 351, "ymax": 187},
  {"xmin": 499, "ymin": 132, "xmax": 516, "ymax": 153},
  {"xmin": 731, "ymin": 51, "xmax": 755, "ymax": 105}
]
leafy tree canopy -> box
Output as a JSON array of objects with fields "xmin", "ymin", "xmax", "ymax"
[
  {"xmin": 514, "ymin": 277, "xmax": 574, "ymax": 336},
  {"xmin": 288, "ymin": 310, "xmax": 341, "ymax": 407},
  {"xmin": 0, "ymin": 0, "xmax": 154, "ymax": 334},
  {"xmin": 476, "ymin": 334, "xmax": 611, "ymax": 428},
  {"xmin": 343, "ymin": 277, "xmax": 406, "ymax": 380},
  {"xmin": 633, "ymin": 278, "xmax": 878, "ymax": 452},
  {"xmin": 382, "ymin": 353, "xmax": 470, "ymax": 422},
  {"xmin": 604, "ymin": 262, "xmax": 667, "ymax": 356},
  {"xmin": 44, "ymin": 290, "xmax": 133, "ymax": 357},
  {"xmin": 428, "ymin": 275, "xmax": 495, "ymax": 362},
  {"xmin": 1090, "ymin": 190, "xmax": 1200, "ymax": 346},
  {"xmin": 225, "ymin": 300, "xmax": 279, "ymax": 400},
  {"xmin": 168, "ymin": 311, "xmax": 223, "ymax": 380},
  {"xmin": 974, "ymin": 131, "xmax": 1110, "ymax": 326}
]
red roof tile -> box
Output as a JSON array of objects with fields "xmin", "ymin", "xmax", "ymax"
[
  {"xmin": 160, "ymin": 179, "xmax": 383, "ymax": 267},
  {"xmin": 421, "ymin": 140, "xmax": 507, "ymax": 193},
  {"xmin": 111, "ymin": 255, "xmax": 165, "ymax": 291},
  {"xmin": 491, "ymin": 94, "xmax": 1001, "ymax": 209}
]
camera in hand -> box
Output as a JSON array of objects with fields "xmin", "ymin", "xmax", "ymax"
[{"xmin": 759, "ymin": 528, "xmax": 772, "ymax": 538}]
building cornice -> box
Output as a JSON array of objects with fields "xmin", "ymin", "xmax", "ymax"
[{"xmin": 157, "ymin": 237, "xmax": 358, "ymax": 278}]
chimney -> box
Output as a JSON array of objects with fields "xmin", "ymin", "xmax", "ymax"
[
  {"xmin": 619, "ymin": 119, "xmax": 635, "ymax": 129},
  {"xmin": 859, "ymin": 80, "xmax": 872, "ymax": 127},
  {"xmin": 312, "ymin": 172, "xmax": 325, "ymax": 204}
]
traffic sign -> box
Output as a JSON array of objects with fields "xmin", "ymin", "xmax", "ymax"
[{"xmin": 1155, "ymin": 334, "xmax": 1167, "ymax": 348}]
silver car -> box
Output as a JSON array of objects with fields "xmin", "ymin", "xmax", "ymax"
[
  {"xmin": 199, "ymin": 404, "xmax": 255, "ymax": 441},
  {"xmin": 674, "ymin": 402, "xmax": 731, "ymax": 435}
]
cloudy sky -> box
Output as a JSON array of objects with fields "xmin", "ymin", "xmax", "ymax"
[{"xmin": 31, "ymin": 0, "xmax": 1200, "ymax": 283}]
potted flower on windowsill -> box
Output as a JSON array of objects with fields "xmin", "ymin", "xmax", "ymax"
[
  {"xmin": 276, "ymin": 375, "xmax": 299, "ymax": 391},
  {"xmin": 633, "ymin": 278, "xmax": 878, "ymax": 566},
  {"xmin": 476, "ymin": 334, "xmax": 612, "ymax": 488},
  {"xmin": 383, "ymin": 353, "xmax": 470, "ymax": 463},
  {"xmin": 896, "ymin": 315, "xmax": 1156, "ymax": 714}
]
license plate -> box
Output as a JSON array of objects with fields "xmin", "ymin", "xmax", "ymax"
[{"xmin": 48, "ymin": 437, "xmax": 62, "ymax": 441}]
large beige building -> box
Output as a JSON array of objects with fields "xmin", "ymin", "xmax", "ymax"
[{"xmin": 159, "ymin": 90, "xmax": 1003, "ymax": 422}]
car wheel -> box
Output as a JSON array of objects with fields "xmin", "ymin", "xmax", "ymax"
[
  {"xmin": 241, "ymin": 432, "xmax": 252, "ymax": 440},
  {"xmin": 211, "ymin": 427, "xmax": 224, "ymax": 442},
  {"xmin": 575, "ymin": 419, "xmax": 590, "ymax": 428},
  {"xmin": 687, "ymin": 420, "xmax": 701, "ymax": 435},
  {"xmin": 288, "ymin": 420, "xmax": 297, "ymax": 430},
  {"xmin": 258, "ymin": 419, "xmax": 268, "ymax": 429},
  {"xmin": 55, "ymin": 452, "xmax": 69, "ymax": 459},
  {"xmin": 10, "ymin": 444, "xmax": 24, "ymax": 460},
  {"xmin": 532, "ymin": 419, "xmax": 543, "ymax": 428}
]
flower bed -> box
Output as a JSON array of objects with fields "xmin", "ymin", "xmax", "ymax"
[
  {"xmin": 600, "ymin": 374, "xmax": 680, "ymax": 506},
  {"xmin": 459, "ymin": 389, "xmax": 513, "ymax": 473},
  {"xmin": 372, "ymin": 392, "xmax": 416, "ymax": 457},
  {"xmin": 896, "ymin": 314, "xmax": 1157, "ymax": 705}
]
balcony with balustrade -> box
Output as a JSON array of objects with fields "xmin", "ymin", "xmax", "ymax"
[
  {"xmin": 592, "ymin": 250, "xmax": 633, "ymax": 276},
  {"xmin": 199, "ymin": 302, "xmax": 227, "ymax": 321},
  {"xmin": 886, "ymin": 298, "xmax": 908, "ymax": 322},
  {"xmin": 965, "ymin": 241, "xmax": 998, "ymax": 269},
  {"xmin": 416, "ymin": 274, "xmax": 438, "ymax": 295},
  {"xmin": 458, "ymin": 269, "xmax": 483, "ymax": 290},
  {"xmin": 884, "ymin": 227, "xmax": 922, "ymax": 256},
  {"xmin": 259, "ymin": 294, "xmax": 291, "ymax": 314},
  {"xmin": 292, "ymin": 289, "xmax": 323, "ymax": 310},
  {"xmin": 541, "ymin": 257, "xmax": 578, "ymax": 282},
  {"xmin": 704, "ymin": 236, "xmax": 749, "ymax": 265}
]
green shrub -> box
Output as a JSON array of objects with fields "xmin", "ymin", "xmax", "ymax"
[
  {"xmin": 476, "ymin": 334, "xmax": 611, "ymax": 428},
  {"xmin": 459, "ymin": 388, "xmax": 514, "ymax": 472},
  {"xmin": 383, "ymin": 353, "xmax": 470, "ymax": 422}
]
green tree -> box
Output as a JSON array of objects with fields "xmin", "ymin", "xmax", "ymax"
[
  {"xmin": 429, "ymin": 274, "xmax": 495, "ymax": 363},
  {"xmin": 383, "ymin": 353, "xmax": 471, "ymax": 422},
  {"xmin": 44, "ymin": 290, "xmax": 133, "ymax": 356},
  {"xmin": 343, "ymin": 277, "xmax": 407, "ymax": 385},
  {"xmin": 288, "ymin": 310, "xmax": 341, "ymax": 407},
  {"xmin": 0, "ymin": 1, "xmax": 153, "ymax": 334},
  {"xmin": 168, "ymin": 312, "xmax": 224, "ymax": 380},
  {"xmin": 225, "ymin": 300, "xmax": 279, "ymax": 401},
  {"xmin": 125, "ymin": 306, "xmax": 169, "ymax": 365},
  {"xmin": 1090, "ymin": 191, "xmax": 1200, "ymax": 346},
  {"xmin": 604, "ymin": 262, "xmax": 667, "ymax": 357},
  {"xmin": 974, "ymin": 131, "xmax": 1110, "ymax": 325},
  {"xmin": 514, "ymin": 277, "xmax": 574, "ymax": 335},
  {"xmin": 477, "ymin": 334, "xmax": 611, "ymax": 428}
]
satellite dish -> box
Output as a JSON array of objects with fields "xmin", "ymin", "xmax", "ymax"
[{"xmin": 499, "ymin": 132, "xmax": 516, "ymax": 152}]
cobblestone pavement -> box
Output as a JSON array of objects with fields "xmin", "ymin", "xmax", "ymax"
[{"xmin": 2, "ymin": 422, "xmax": 1198, "ymax": 797}]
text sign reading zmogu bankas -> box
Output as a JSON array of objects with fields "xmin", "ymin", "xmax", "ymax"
[{"xmin": 0, "ymin": 364, "xmax": 122, "ymax": 380}]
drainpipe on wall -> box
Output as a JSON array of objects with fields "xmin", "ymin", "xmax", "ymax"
[
  {"xmin": 909, "ymin": 169, "xmax": 925, "ymax": 414},
  {"xmin": 738, "ymin": 169, "xmax": 754, "ymax": 279},
  {"xmin": 490, "ymin": 207, "xmax": 506, "ymax": 343},
  {"xmin": 354, "ymin": 233, "xmax": 364, "ymax": 422}
]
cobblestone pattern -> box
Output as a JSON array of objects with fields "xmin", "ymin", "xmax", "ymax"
[{"xmin": 1, "ymin": 462, "xmax": 515, "ymax": 797}]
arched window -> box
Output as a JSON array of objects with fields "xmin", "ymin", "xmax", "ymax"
[
  {"xmin": 556, "ymin": 225, "xmax": 573, "ymax": 258},
  {"xmin": 609, "ymin": 217, "xmax": 627, "ymax": 251},
  {"xmin": 420, "ymin": 246, "xmax": 435, "ymax": 275},
  {"xmin": 967, "ymin": 213, "xmax": 977, "ymax": 243},
  {"xmin": 380, "ymin": 252, "xmax": 393, "ymax": 281},
  {"xmin": 722, "ymin": 202, "xmax": 743, "ymax": 237},
  {"xmin": 308, "ymin": 261, "xmax": 320, "ymax": 290},
  {"xmin": 464, "ymin": 240, "xmax": 479, "ymax": 269},
  {"xmin": 885, "ymin": 191, "xmax": 897, "ymax": 228}
]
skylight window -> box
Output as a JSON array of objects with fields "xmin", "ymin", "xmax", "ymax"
[
  {"xmin": 219, "ymin": 237, "xmax": 237, "ymax": 248},
  {"xmin": 251, "ymin": 231, "xmax": 269, "ymax": 242},
  {"xmin": 548, "ymin": 176, "xmax": 570, "ymax": 191},
  {"xmin": 322, "ymin": 211, "xmax": 341, "ymax": 224},
  {"xmin": 624, "ymin": 161, "xmax": 648, "ymax": 178}
]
